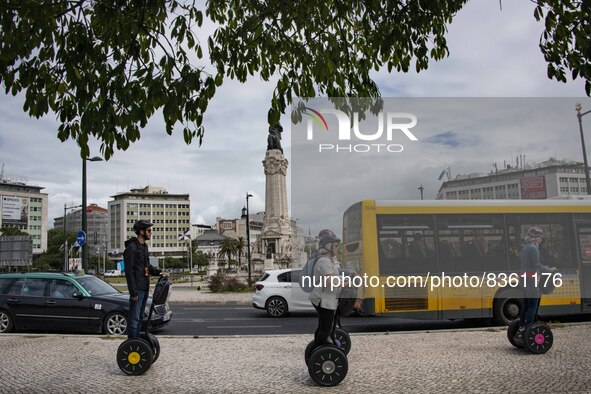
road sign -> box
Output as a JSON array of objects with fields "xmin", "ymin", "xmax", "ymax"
[{"xmin": 77, "ymin": 231, "xmax": 86, "ymax": 247}]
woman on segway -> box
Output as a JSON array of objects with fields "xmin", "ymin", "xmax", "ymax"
[
  {"xmin": 309, "ymin": 230, "xmax": 344, "ymax": 349},
  {"xmin": 516, "ymin": 227, "xmax": 557, "ymax": 340}
]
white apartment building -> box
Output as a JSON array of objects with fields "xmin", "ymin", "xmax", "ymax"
[
  {"xmin": 108, "ymin": 186, "xmax": 190, "ymax": 258},
  {"xmin": 0, "ymin": 179, "xmax": 48, "ymax": 254},
  {"xmin": 438, "ymin": 159, "xmax": 589, "ymax": 200}
]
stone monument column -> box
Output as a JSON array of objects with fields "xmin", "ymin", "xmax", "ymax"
[{"xmin": 260, "ymin": 124, "xmax": 292, "ymax": 269}]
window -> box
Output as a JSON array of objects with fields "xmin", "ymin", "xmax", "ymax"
[
  {"xmin": 49, "ymin": 279, "xmax": 78, "ymax": 298},
  {"xmin": 277, "ymin": 271, "xmax": 291, "ymax": 282},
  {"xmin": 377, "ymin": 215, "xmax": 435, "ymax": 275},
  {"xmin": 437, "ymin": 215, "xmax": 507, "ymax": 273},
  {"xmin": 506, "ymin": 214, "xmax": 574, "ymax": 270}
]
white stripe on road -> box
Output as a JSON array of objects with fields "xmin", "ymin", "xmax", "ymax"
[
  {"xmin": 181, "ymin": 307, "xmax": 252, "ymax": 310},
  {"xmin": 207, "ymin": 326, "xmax": 282, "ymax": 329}
]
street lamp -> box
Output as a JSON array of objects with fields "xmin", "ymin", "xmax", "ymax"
[
  {"xmin": 576, "ymin": 102, "xmax": 591, "ymax": 195},
  {"xmin": 63, "ymin": 203, "xmax": 82, "ymax": 272},
  {"xmin": 246, "ymin": 192, "xmax": 253, "ymax": 283},
  {"xmin": 82, "ymin": 156, "xmax": 103, "ymax": 269},
  {"xmin": 418, "ymin": 185, "xmax": 424, "ymax": 200}
]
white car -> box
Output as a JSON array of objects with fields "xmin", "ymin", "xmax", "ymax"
[
  {"xmin": 252, "ymin": 269, "xmax": 315, "ymax": 317},
  {"xmin": 104, "ymin": 270, "xmax": 122, "ymax": 277}
]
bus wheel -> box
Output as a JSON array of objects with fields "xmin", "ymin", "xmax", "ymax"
[{"xmin": 494, "ymin": 293, "xmax": 523, "ymax": 325}]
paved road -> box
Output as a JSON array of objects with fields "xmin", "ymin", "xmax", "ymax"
[{"xmin": 161, "ymin": 303, "xmax": 492, "ymax": 336}]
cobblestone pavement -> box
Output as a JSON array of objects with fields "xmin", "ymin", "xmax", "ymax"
[{"xmin": 1, "ymin": 323, "xmax": 590, "ymax": 393}]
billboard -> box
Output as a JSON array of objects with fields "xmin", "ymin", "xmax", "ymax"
[
  {"xmin": 520, "ymin": 176, "xmax": 547, "ymax": 199},
  {"xmin": 0, "ymin": 235, "xmax": 33, "ymax": 266},
  {"xmin": 2, "ymin": 196, "xmax": 29, "ymax": 227}
]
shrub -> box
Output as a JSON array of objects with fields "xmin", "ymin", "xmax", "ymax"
[{"xmin": 208, "ymin": 273, "xmax": 250, "ymax": 292}]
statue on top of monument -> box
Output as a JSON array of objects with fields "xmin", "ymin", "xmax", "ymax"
[{"xmin": 267, "ymin": 124, "xmax": 283, "ymax": 153}]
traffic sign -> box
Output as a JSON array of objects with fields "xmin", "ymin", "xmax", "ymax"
[{"xmin": 77, "ymin": 231, "xmax": 86, "ymax": 247}]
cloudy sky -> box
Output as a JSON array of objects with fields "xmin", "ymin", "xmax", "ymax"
[{"xmin": 0, "ymin": 0, "xmax": 589, "ymax": 236}]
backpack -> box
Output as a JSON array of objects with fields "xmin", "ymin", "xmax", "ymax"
[{"xmin": 300, "ymin": 253, "xmax": 322, "ymax": 293}]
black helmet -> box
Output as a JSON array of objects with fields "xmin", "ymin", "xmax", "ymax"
[
  {"xmin": 319, "ymin": 229, "xmax": 341, "ymax": 249},
  {"xmin": 133, "ymin": 220, "xmax": 153, "ymax": 234}
]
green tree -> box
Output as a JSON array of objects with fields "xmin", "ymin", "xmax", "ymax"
[
  {"xmin": 0, "ymin": 0, "xmax": 474, "ymax": 159},
  {"xmin": 3, "ymin": 1, "xmax": 589, "ymax": 159},
  {"xmin": 236, "ymin": 236, "xmax": 245, "ymax": 270},
  {"xmin": 193, "ymin": 250, "xmax": 209, "ymax": 272},
  {"xmin": 163, "ymin": 256, "xmax": 184, "ymax": 270},
  {"xmin": 534, "ymin": 0, "xmax": 591, "ymax": 96},
  {"xmin": 218, "ymin": 238, "xmax": 237, "ymax": 273},
  {"xmin": 0, "ymin": 226, "xmax": 28, "ymax": 236},
  {"xmin": 33, "ymin": 228, "xmax": 77, "ymax": 271}
]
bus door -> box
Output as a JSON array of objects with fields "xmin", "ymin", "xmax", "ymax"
[{"xmin": 576, "ymin": 224, "xmax": 591, "ymax": 312}]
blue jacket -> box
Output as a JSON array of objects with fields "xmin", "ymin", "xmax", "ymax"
[{"xmin": 520, "ymin": 243, "xmax": 551, "ymax": 274}]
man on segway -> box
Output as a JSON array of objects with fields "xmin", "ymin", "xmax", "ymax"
[
  {"xmin": 516, "ymin": 227, "xmax": 557, "ymax": 341},
  {"xmin": 124, "ymin": 220, "xmax": 167, "ymax": 339}
]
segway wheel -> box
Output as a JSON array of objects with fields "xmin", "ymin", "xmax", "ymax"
[
  {"xmin": 507, "ymin": 319, "xmax": 524, "ymax": 348},
  {"xmin": 140, "ymin": 332, "xmax": 160, "ymax": 363},
  {"xmin": 308, "ymin": 346, "xmax": 348, "ymax": 387},
  {"xmin": 305, "ymin": 340, "xmax": 316, "ymax": 365},
  {"xmin": 524, "ymin": 322, "xmax": 553, "ymax": 354},
  {"xmin": 334, "ymin": 328, "xmax": 351, "ymax": 355},
  {"xmin": 117, "ymin": 338, "xmax": 154, "ymax": 375}
]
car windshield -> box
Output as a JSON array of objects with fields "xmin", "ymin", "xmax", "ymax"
[{"xmin": 74, "ymin": 276, "xmax": 120, "ymax": 296}]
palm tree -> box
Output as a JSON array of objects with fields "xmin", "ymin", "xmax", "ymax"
[
  {"xmin": 218, "ymin": 238, "xmax": 237, "ymax": 273},
  {"xmin": 236, "ymin": 237, "xmax": 246, "ymax": 271}
]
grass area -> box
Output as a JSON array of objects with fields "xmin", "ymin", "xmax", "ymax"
[{"xmin": 103, "ymin": 273, "xmax": 204, "ymax": 285}]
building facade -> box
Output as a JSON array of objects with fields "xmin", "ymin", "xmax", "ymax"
[
  {"xmin": 108, "ymin": 186, "xmax": 190, "ymax": 259},
  {"xmin": 0, "ymin": 180, "xmax": 48, "ymax": 254},
  {"xmin": 437, "ymin": 159, "xmax": 589, "ymax": 200},
  {"xmin": 215, "ymin": 212, "xmax": 264, "ymax": 270},
  {"xmin": 53, "ymin": 203, "xmax": 109, "ymax": 257}
]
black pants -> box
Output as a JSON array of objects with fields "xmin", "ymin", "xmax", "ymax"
[{"xmin": 313, "ymin": 304, "xmax": 335, "ymax": 348}]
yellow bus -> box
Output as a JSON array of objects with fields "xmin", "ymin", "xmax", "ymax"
[{"xmin": 342, "ymin": 200, "xmax": 591, "ymax": 324}]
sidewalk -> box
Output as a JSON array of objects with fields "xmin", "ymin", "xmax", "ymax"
[{"xmin": 1, "ymin": 323, "xmax": 590, "ymax": 393}]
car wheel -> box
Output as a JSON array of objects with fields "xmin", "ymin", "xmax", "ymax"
[
  {"xmin": 0, "ymin": 310, "xmax": 14, "ymax": 333},
  {"xmin": 104, "ymin": 312, "xmax": 128, "ymax": 335},
  {"xmin": 266, "ymin": 296, "xmax": 288, "ymax": 317}
]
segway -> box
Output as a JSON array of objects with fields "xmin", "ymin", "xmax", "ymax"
[
  {"xmin": 507, "ymin": 277, "xmax": 555, "ymax": 354},
  {"xmin": 117, "ymin": 275, "xmax": 172, "ymax": 375},
  {"xmin": 305, "ymin": 289, "xmax": 356, "ymax": 386}
]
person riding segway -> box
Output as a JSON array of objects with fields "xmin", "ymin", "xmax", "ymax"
[
  {"xmin": 507, "ymin": 227, "xmax": 557, "ymax": 354},
  {"xmin": 304, "ymin": 230, "xmax": 358, "ymax": 386},
  {"xmin": 116, "ymin": 220, "xmax": 171, "ymax": 375}
]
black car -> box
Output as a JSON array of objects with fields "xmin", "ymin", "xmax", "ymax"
[{"xmin": 0, "ymin": 272, "xmax": 172, "ymax": 335}]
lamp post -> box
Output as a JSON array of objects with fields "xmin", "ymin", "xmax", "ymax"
[
  {"xmin": 82, "ymin": 156, "xmax": 103, "ymax": 269},
  {"xmin": 576, "ymin": 103, "xmax": 591, "ymax": 195},
  {"xmin": 418, "ymin": 185, "xmax": 424, "ymax": 200},
  {"xmin": 63, "ymin": 203, "xmax": 82, "ymax": 272},
  {"xmin": 246, "ymin": 192, "xmax": 253, "ymax": 283}
]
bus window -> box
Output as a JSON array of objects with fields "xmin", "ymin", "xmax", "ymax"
[
  {"xmin": 506, "ymin": 214, "xmax": 574, "ymax": 270},
  {"xmin": 376, "ymin": 215, "xmax": 435, "ymax": 275},
  {"xmin": 437, "ymin": 215, "xmax": 506, "ymax": 273}
]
